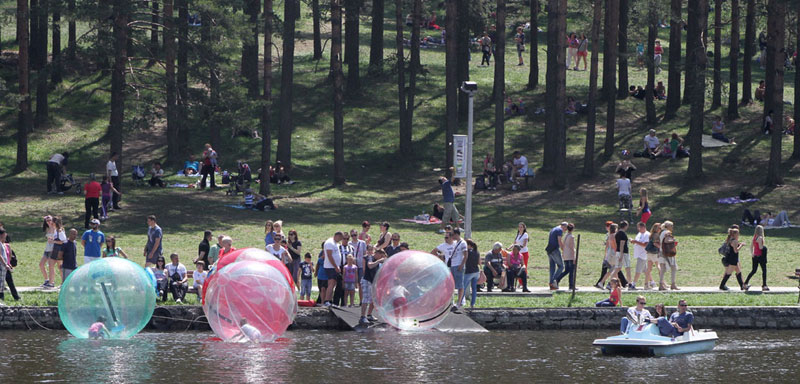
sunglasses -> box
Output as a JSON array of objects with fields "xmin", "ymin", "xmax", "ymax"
[
  {"xmin": 639, "ymin": 302, "xmax": 646, "ymax": 305},
  {"xmin": 679, "ymin": 304, "xmax": 687, "ymax": 307}
]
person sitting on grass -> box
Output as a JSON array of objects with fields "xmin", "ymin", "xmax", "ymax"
[
  {"xmin": 596, "ymin": 278, "xmax": 621, "ymax": 307},
  {"xmin": 754, "ymin": 80, "xmax": 766, "ymax": 101},
  {"xmin": 192, "ymin": 261, "xmax": 207, "ymax": 298},
  {"xmin": 643, "ymin": 129, "xmax": 661, "ymax": 159},
  {"xmin": 711, "ymin": 116, "xmax": 735, "ymax": 144},
  {"xmin": 88, "ymin": 316, "xmax": 111, "ymax": 339},
  {"xmin": 183, "ymin": 155, "xmax": 200, "ymax": 175},
  {"xmin": 149, "ymin": 162, "xmax": 166, "ymax": 188},
  {"xmin": 655, "ymin": 81, "xmax": 667, "ymax": 100},
  {"xmin": 669, "ymin": 133, "xmax": 689, "ymax": 159}
]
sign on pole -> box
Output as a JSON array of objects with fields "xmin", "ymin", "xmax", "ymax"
[{"xmin": 453, "ymin": 135, "xmax": 467, "ymax": 178}]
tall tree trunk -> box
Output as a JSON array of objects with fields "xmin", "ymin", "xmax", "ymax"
[
  {"xmin": 616, "ymin": 0, "xmax": 629, "ymax": 99},
  {"xmin": 727, "ymin": 0, "xmax": 740, "ymax": 119},
  {"xmin": 793, "ymin": 15, "xmax": 800, "ymax": 160},
  {"xmin": 764, "ymin": 0, "xmax": 785, "ymax": 186},
  {"xmin": 15, "ymin": 0, "xmax": 32, "ymax": 172},
  {"xmin": 368, "ymin": 0, "xmax": 384, "ymax": 75},
  {"xmin": 456, "ymin": 0, "xmax": 470, "ymax": 118},
  {"xmin": 404, "ymin": 0, "xmax": 421, "ymax": 156},
  {"xmin": 683, "ymin": 0, "xmax": 697, "ymax": 106},
  {"xmin": 603, "ymin": 0, "xmax": 619, "ymax": 158},
  {"xmin": 741, "ymin": 0, "xmax": 755, "ymax": 104},
  {"xmin": 242, "ymin": 0, "xmax": 260, "ymax": 98},
  {"xmin": 711, "ymin": 0, "xmax": 722, "ymax": 109},
  {"xmin": 527, "ymin": 0, "xmax": 539, "ymax": 89},
  {"xmin": 686, "ymin": 0, "xmax": 707, "ymax": 179},
  {"xmin": 109, "ymin": 0, "xmax": 127, "ymax": 161},
  {"xmin": 345, "ymin": 0, "xmax": 360, "ymax": 93},
  {"xmin": 97, "ymin": 0, "xmax": 110, "ymax": 69},
  {"xmin": 164, "ymin": 0, "xmax": 178, "ymax": 163},
  {"xmin": 277, "ymin": 0, "xmax": 298, "ymax": 167},
  {"xmin": 494, "ymin": 0, "xmax": 506, "ymax": 167},
  {"xmin": 547, "ymin": 0, "xmax": 567, "ymax": 188},
  {"xmin": 664, "ymin": 0, "xmax": 682, "ymax": 119},
  {"xmin": 332, "ymin": 0, "xmax": 345, "ymax": 185},
  {"xmin": 583, "ymin": 0, "xmax": 602, "ymax": 177},
  {"xmin": 645, "ymin": 10, "xmax": 656, "ymax": 124},
  {"xmin": 444, "ymin": 0, "xmax": 457, "ymax": 179},
  {"xmin": 30, "ymin": 0, "xmax": 40, "ymax": 69},
  {"xmin": 395, "ymin": 0, "xmax": 407, "ymax": 155},
  {"xmin": 51, "ymin": 2, "xmax": 62, "ymax": 84},
  {"xmin": 150, "ymin": 1, "xmax": 159, "ymax": 60},
  {"xmin": 34, "ymin": 0, "xmax": 49, "ymax": 128},
  {"xmin": 67, "ymin": 0, "xmax": 76, "ymax": 60},
  {"xmin": 205, "ymin": 13, "xmax": 221, "ymax": 148},
  {"xmin": 260, "ymin": 0, "xmax": 273, "ymax": 196},
  {"xmin": 177, "ymin": 0, "xmax": 189, "ymax": 153},
  {"xmin": 312, "ymin": 0, "xmax": 322, "ymax": 59}
]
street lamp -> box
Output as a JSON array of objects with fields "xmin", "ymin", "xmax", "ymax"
[{"xmin": 459, "ymin": 81, "xmax": 477, "ymax": 238}]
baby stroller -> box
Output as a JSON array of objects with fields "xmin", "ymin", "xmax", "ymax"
[
  {"xmin": 59, "ymin": 173, "xmax": 83, "ymax": 195},
  {"xmin": 131, "ymin": 165, "xmax": 146, "ymax": 186},
  {"xmin": 226, "ymin": 162, "xmax": 252, "ymax": 196}
]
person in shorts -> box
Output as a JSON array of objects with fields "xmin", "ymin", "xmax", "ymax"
[
  {"xmin": 360, "ymin": 249, "xmax": 387, "ymax": 325},
  {"xmin": 645, "ymin": 222, "xmax": 661, "ymax": 289},
  {"xmin": 615, "ymin": 221, "xmax": 632, "ymax": 288},
  {"xmin": 343, "ymin": 255, "xmax": 358, "ymax": 307},
  {"xmin": 144, "ymin": 215, "xmax": 163, "ymax": 267},
  {"xmin": 315, "ymin": 249, "xmax": 328, "ymax": 303},
  {"xmin": 628, "ymin": 222, "xmax": 649, "ymax": 290},
  {"xmin": 438, "ymin": 176, "xmax": 460, "ymax": 233}
]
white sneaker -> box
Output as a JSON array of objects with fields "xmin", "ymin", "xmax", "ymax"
[{"xmin": 176, "ymin": 299, "xmax": 182, "ymax": 304}]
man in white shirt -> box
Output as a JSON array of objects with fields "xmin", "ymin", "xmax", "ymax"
[
  {"xmin": 166, "ymin": 253, "xmax": 188, "ymax": 303},
  {"xmin": 267, "ymin": 234, "xmax": 290, "ymax": 264},
  {"xmin": 624, "ymin": 295, "xmax": 653, "ymax": 332},
  {"xmin": 106, "ymin": 152, "xmax": 122, "ymax": 209},
  {"xmin": 349, "ymin": 229, "xmax": 367, "ymax": 304},
  {"xmin": 431, "ymin": 232, "xmax": 455, "ymax": 262},
  {"xmin": 323, "ymin": 232, "xmax": 344, "ymax": 306},
  {"xmin": 643, "ymin": 129, "xmax": 660, "ymax": 158},
  {"xmin": 629, "ymin": 222, "xmax": 650, "ymax": 290},
  {"xmin": 616, "ymin": 172, "xmax": 632, "ymax": 210}
]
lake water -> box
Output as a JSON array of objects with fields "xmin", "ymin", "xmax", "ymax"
[{"xmin": 1, "ymin": 329, "xmax": 799, "ymax": 382}]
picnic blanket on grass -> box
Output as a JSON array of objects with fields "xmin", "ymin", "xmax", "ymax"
[
  {"xmin": 168, "ymin": 183, "xmax": 192, "ymax": 188},
  {"xmin": 402, "ymin": 217, "xmax": 442, "ymax": 225},
  {"xmin": 702, "ymin": 134, "xmax": 734, "ymax": 148},
  {"xmin": 717, "ymin": 196, "xmax": 759, "ymax": 204}
]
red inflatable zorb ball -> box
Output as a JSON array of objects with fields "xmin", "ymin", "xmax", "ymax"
[
  {"xmin": 202, "ymin": 260, "xmax": 297, "ymax": 342},
  {"xmin": 202, "ymin": 248, "xmax": 295, "ymax": 305}
]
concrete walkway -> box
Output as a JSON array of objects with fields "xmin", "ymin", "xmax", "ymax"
[{"xmin": 18, "ymin": 285, "xmax": 799, "ymax": 295}]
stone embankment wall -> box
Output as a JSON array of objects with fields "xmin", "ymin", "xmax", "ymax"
[{"xmin": 2, "ymin": 306, "xmax": 799, "ymax": 331}]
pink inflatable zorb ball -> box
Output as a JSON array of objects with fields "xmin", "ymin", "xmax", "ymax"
[
  {"xmin": 202, "ymin": 260, "xmax": 297, "ymax": 342},
  {"xmin": 372, "ymin": 250, "xmax": 455, "ymax": 331}
]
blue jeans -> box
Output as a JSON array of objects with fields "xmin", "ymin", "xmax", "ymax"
[
  {"xmin": 657, "ymin": 317, "xmax": 681, "ymax": 337},
  {"xmin": 450, "ymin": 266, "xmax": 464, "ymax": 290},
  {"xmin": 300, "ymin": 279, "xmax": 312, "ymax": 298},
  {"xmin": 556, "ymin": 260, "xmax": 575, "ymax": 286},
  {"xmin": 548, "ymin": 249, "xmax": 564, "ymax": 284},
  {"xmin": 595, "ymin": 298, "xmax": 615, "ymax": 307},
  {"xmin": 462, "ymin": 272, "xmax": 480, "ymax": 307}
]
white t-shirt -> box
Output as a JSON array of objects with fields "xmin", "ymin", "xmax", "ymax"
[
  {"xmin": 106, "ymin": 160, "xmax": 118, "ymax": 177},
  {"xmin": 633, "ymin": 231, "xmax": 650, "ymax": 260},
  {"xmin": 643, "ymin": 134, "xmax": 660, "ymax": 149},
  {"xmin": 241, "ymin": 323, "xmax": 262, "ymax": 342},
  {"xmin": 350, "ymin": 240, "xmax": 366, "ymax": 268},
  {"xmin": 515, "ymin": 232, "xmax": 529, "ymax": 253},
  {"xmin": 627, "ymin": 307, "xmax": 653, "ymax": 325},
  {"xmin": 193, "ymin": 270, "xmax": 208, "ymax": 286},
  {"xmin": 617, "ymin": 178, "xmax": 631, "ymax": 196},
  {"xmin": 166, "ymin": 263, "xmax": 187, "ymax": 279},
  {"xmin": 449, "ymin": 239, "xmax": 468, "ymax": 266},
  {"xmin": 267, "ymin": 244, "xmax": 288, "ymax": 262},
  {"xmin": 49, "ymin": 153, "xmax": 65, "ymax": 164},
  {"xmin": 513, "ymin": 156, "xmax": 529, "ymax": 176},
  {"xmin": 436, "ymin": 242, "xmax": 455, "ymax": 260},
  {"xmin": 323, "ymin": 238, "xmax": 342, "ymax": 269}
]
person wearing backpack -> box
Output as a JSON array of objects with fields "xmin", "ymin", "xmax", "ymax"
[
  {"xmin": 658, "ymin": 221, "xmax": 679, "ymax": 291},
  {"xmin": 719, "ymin": 227, "xmax": 746, "ymax": 291}
]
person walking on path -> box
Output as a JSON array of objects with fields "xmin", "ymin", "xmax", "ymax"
[
  {"xmin": 719, "ymin": 227, "xmax": 745, "ymax": 291},
  {"xmin": 438, "ymin": 177, "xmax": 460, "ymax": 233},
  {"xmin": 0, "ymin": 229, "xmax": 14, "ymax": 304},
  {"xmin": 480, "ymin": 32, "xmax": 492, "ymax": 66},
  {"xmin": 555, "ymin": 223, "xmax": 576, "ymax": 290},
  {"xmin": 106, "ymin": 152, "xmax": 122, "ymax": 210},
  {"xmin": 81, "ymin": 219, "xmax": 105, "ymax": 264},
  {"xmin": 637, "ymin": 188, "xmax": 652, "ymax": 224},
  {"xmin": 46, "ymin": 152, "xmax": 69, "ymax": 194},
  {"xmin": 658, "ymin": 221, "xmax": 679, "ymax": 291},
  {"xmin": 144, "ymin": 215, "xmax": 163, "ymax": 268},
  {"xmin": 744, "ymin": 225, "xmax": 768, "ymax": 291},
  {"xmin": 83, "ymin": 174, "xmax": 101, "ymax": 229},
  {"xmin": 546, "ymin": 222, "xmax": 567, "ymax": 290},
  {"xmin": 0, "ymin": 223, "xmax": 20, "ymax": 302},
  {"xmin": 629, "ymin": 222, "xmax": 650, "ymax": 290},
  {"xmin": 200, "ymin": 143, "xmax": 218, "ymax": 189}
]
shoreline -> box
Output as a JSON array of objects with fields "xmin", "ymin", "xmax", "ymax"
[{"xmin": 3, "ymin": 306, "xmax": 800, "ymax": 331}]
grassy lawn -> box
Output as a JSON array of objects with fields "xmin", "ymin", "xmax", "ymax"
[{"xmin": 1, "ymin": 2, "xmax": 799, "ymax": 305}]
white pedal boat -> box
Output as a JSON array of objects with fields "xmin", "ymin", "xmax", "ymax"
[{"xmin": 593, "ymin": 323, "xmax": 718, "ymax": 356}]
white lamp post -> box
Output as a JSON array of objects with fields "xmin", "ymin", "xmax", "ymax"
[{"xmin": 459, "ymin": 81, "xmax": 477, "ymax": 238}]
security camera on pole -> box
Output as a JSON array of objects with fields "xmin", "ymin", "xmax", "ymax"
[{"xmin": 458, "ymin": 81, "xmax": 477, "ymax": 238}]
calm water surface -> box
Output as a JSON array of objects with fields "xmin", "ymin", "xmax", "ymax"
[{"xmin": 1, "ymin": 329, "xmax": 799, "ymax": 383}]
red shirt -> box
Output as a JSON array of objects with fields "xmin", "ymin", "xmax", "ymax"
[
  {"xmin": 654, "ymin": 45, "xmax": 663, "ymax": 55},
  {"xmin": 610, "ymin": 288, "xmax": 621, "ymax": 306},
  {"xmin": 84, "ymin": 181, "xmax": 102, "ymax": 199}
]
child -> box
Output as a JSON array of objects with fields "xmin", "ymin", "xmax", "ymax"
[
  {"xmin": 100, "ymin": 176, "xmax": 120, "ymax": 220},
  {"xmin": 149, "ymin": 162, "xmax": 165, "ymax": 187},
  {"xmin": 193, "ymin": 261, "xmax": 208, "ymax": 298},
  {"xmin": 101, "ymin": 235, "xmax": 129, "ymax": 258},
  {"xmin": 237, "ymin": 318, "xmax": 262, "ymax": 342},
  {"xmin": 343, "ymin": 255, "xmax": 358, "ymax": 307},
  {"xmin": 243, "ymin": 189, "xmax": 255, "ymax": 208},
  {"xmin": 596, "ymin": 278, "xmax": 621, "ymax": 307},
  {"xmin": 88, "ymin": 316, "xmax": 111, "ymax": 339},
  {"xmin": 299, "ymin": 253, "xmax": 314, "ymax": 301}
]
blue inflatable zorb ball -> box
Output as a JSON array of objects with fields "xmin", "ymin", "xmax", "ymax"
[{"xmin": 58, "ymin": 258, "xmax": 156, "ymax": 339}]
